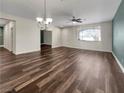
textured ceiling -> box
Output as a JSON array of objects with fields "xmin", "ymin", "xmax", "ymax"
[{"xmin": 0, "ymin": 0, "xmax": 122, "ymax": 27}]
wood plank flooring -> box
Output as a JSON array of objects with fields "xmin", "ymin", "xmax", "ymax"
[{"xmin": 0, "ymin": 47, "xmax": 124, "ymax": 93}]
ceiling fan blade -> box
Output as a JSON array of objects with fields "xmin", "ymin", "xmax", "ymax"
[
  {"xmin": 75, "ymin": 19, "xmax": 82, "ymax": 23},
  {"xmin": 77, "ymin": 18, "xmax": 82, "ymax": 20}
]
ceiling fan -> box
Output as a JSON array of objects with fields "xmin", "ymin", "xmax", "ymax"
[{"xmin": 70, "ymin": 16, "xmax": 85, "ymax": 23}]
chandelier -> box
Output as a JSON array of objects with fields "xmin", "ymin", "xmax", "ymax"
[{"xmin": 36, "ymin": 0, "xmax": 53, "ymax": 30}]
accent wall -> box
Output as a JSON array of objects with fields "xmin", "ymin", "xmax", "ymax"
[{"xmin": 113, "ymin": 0, "xmax": 124, "ymax": 68}]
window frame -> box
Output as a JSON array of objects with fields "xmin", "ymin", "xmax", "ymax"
[{"xmin": 77, "ymin": 27, "xmax": 101, "ymax": 42}]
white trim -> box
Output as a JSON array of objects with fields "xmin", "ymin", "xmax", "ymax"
[
  {"xmin": 0, "ymin": 45, "xmax": 4, "ymax": 47},
  {"xmin": 15, "ymin": 49, "xmax": 41, "ymax": 55},
  {"xmin": 112, "ymin": 52, "xmax": 124, "ymax": 73},
  {"xmin": 52, "ymin": 45, "xmax": 62, "ymax": 48},
  {"xmin": 62, "ymin": 45, "xmax": 112, "ymax": 52}
]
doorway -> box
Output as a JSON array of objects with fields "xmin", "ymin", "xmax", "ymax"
[
  {"xmin": 40, "ymin": 30, "xmax": 52, "ymax": 50},
  {"xmin": 0, "ymin": 18, "xmax": 16, "ymax": 53},
  {"xmin": 0, "ymin": 27, "xmax": 4, "ymax": 47}
]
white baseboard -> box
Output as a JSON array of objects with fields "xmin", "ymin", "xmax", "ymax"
[
  {"xmin": 52, "ymin": 45, "xmax": 62, "ymax": 48},
  {"xmin": 15, "ymin": 49, "xmax": 41, "ymax": 55},
  {"xmin": 62, "ymin": 45, "xmax": 112, "ymax": 52},
  {"xmin": 112, "ymin": 52, "xmax": 124, "ymax": 73}
]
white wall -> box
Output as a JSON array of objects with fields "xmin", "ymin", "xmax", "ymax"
[
  {"xmin": 43, "ymin": 31, "xmax": 52, "ymax": 45},
  {"xmin": 47, "ymin": 26, "xmax": 62, "ymax": 48},
  {"xmin": 1, "ymin": 12, "xmax": 40, "ymax": 55},
  {"xmin": 62, "ymin": 21, "xmax": 112, "ymax": 52},
  {"xmin": 1, "ymin": 13, "xmax": 112, "ymax": 54}
]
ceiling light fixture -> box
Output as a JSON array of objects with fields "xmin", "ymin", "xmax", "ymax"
[
  {"xmin": 72, "ymin": 21, "xmax": 76, "ymax": 24},
  {"xmin": 36, "ymin": 0, "xmax": 53, "ymax": 30}
]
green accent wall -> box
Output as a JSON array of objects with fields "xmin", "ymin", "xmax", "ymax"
[
  {"xmin": 0, "ymin": 27, "xmax": 4, "ymax": 45},
  {"xmin": 113, "ymin": 0, "xmax": 124, "ymax": 67}
]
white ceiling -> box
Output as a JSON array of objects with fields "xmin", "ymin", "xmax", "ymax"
[{"xmin": 0, "ymin": 0, "xmax": 121, "ymax": 27}]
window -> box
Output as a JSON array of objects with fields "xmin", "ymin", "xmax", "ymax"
[{"xmin": 78, "ymin": 27, "xmax": 101, "ymax": 41}]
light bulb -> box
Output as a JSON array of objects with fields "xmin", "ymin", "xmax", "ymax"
[
  {"xmin": 36, "ymin": 17, "xmax": 43, "ymax": 22},
  {"xmin": 46, "ymin": 18, "xmax": 53, "ymax": 23},
  {"xmin": 72, "ymin": 21, "xmax": 76, "ymax": 24}
]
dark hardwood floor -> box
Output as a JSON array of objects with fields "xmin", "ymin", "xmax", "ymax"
[
  {"xmin": 41, "ymin": 44, "xmax": 51, "ymax": 50},
  {"xmin": 0, "ymin": 47, "xmax": 124, "ymax": 93}
]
